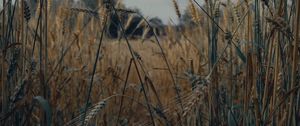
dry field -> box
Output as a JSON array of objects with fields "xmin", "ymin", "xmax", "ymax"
[{"xmin": 1, "ymin": 0, "xmax": 300, "ymax": 126}]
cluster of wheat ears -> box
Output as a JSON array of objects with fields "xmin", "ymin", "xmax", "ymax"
[{"xmin": 0, "ymin": 0, "xmax": 300, "ymax": 125}]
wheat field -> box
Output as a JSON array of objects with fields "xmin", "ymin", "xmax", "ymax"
[{"xmin": 0, "ymin": 0, "xmax": 300, "ymax": 126}]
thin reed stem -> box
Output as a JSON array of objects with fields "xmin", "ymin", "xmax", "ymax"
[{"xmin": 81, "ymin": 12, "xmax": 108, "ymax": 126}]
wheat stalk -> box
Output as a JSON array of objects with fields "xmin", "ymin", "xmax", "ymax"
[
  {"xmin": 81, "ymin": 101, "xmax": 106, "ymax": 126},
  {"xmin": 266, "ymin": 16, "xmax": 293, "ymax": 40},
  {"xmin": 66, "ymin": 96, "xmax": 114, "ymax": 126},
  {"xmin": 188, "ymin": 0, "xmax": 200, "ymax": 23},
  {"xmin": 172, "ymin": 0, "xmax": 181, "ymax": 18},
  {"xmin": 182, "ymin": 85, "xmax": 207, "ymax": 117}
]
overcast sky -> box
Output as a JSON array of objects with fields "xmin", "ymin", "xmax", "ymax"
[
  {"xmin": 123, "ymin": 0, "xmax": 203, "ymax": 24},
  {"xmin": 0, "ymin": 0, "xmax": 201, "ymax": 24},
  {"xmin": 0, "ymin": 0, "xmax": 200, "ymax": 24}
]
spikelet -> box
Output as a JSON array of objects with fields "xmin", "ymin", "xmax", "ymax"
[
  {"xmin": 82, "ymin": 101, "xmax": 106, "ymax": 126},
  {"xmin": 183, "ymin": 85, "xmax": 207, "ymax": 117},
  {"xmin": 233, "ymin": 6, "xmax": 241, "ymax": 23},
  {"xmin": 66, "ymin": 99, "xmax": 107, "ymax": 126},
  {"xmin": 188, "ymin": 0, "xmax": 200, "ymax": 23},
  {"xmin": 24, "ymin": 1, "xmax": 31, "ymax": 22},
  {"xmin": 182, "ymin": 70, "xmax": 209, "ymax": 116},
  {"xmin": 172, "ymin": 0, "xmax": 181, "ymax": 18},
  {"xmin": 99, "ymin": 3, "xmax": 109, "ymax": 28},
  {"xmin": 57, "ymin": 7, "xmax": 68, "ymax": 35},
  {"xmin": 276, "ymin": 72, "xmax": 285, "ymax": 100},
  {"xmin": 214, "ymin": 1, "xmax": 221, "ymax": 18},
  {"xmin": 266, "ymin": 16, "xmax": 294, "ymax": 40}
]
